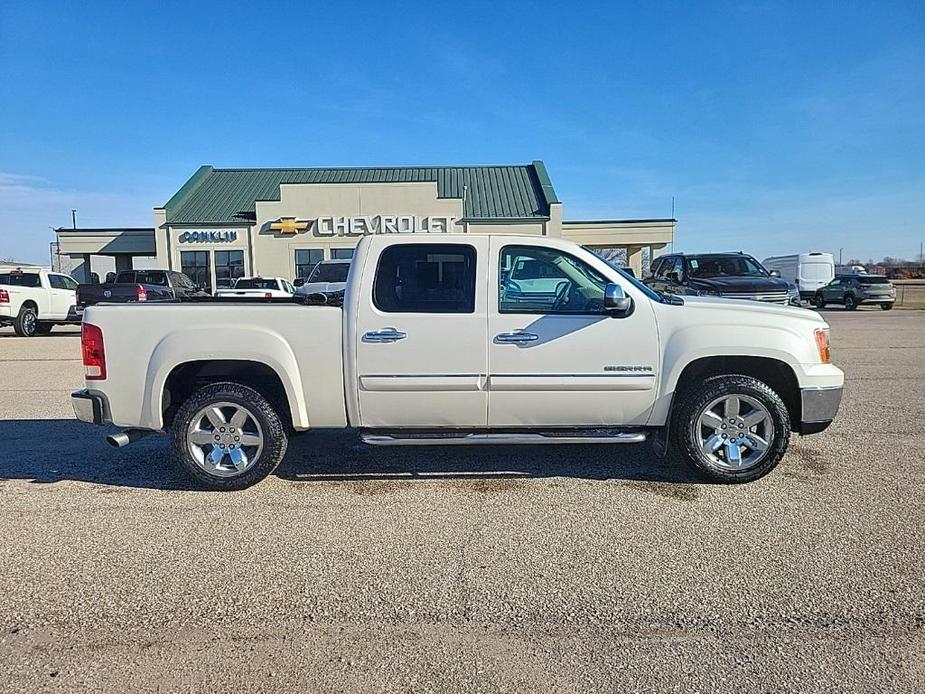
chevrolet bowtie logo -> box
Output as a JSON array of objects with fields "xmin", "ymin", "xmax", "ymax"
[{"xmin": 270, "ymin": 217, "xmax": 308, "ymax": 234}]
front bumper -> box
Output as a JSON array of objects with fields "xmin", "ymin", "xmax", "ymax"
[
  {"xmin": 799, "ymin": 385, "xmax": 843, "ymax": 434},
  {"xmin": 71, "ymin": 389, "xmax": 111, "ymax": 425}
]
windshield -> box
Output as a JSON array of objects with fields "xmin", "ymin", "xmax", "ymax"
[
  {"xmin": 234, "ymin": 278, "xmax": 279, "ymax": 289},
  {"xmin": 591, "ymin": 252, "xmax": 672, "ymax": 303},
  {"xmin": 687, "ymin": 255, "xmax": 768, "ymax": 278},
  {"xmin": 308, "ymin": 263, "xmax": 350, "ymax": 283}
]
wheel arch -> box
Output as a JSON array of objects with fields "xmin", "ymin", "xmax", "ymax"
[
  {"xmin": 141, "ymin": 327, "xmax": 310, "ymax": 431},
  {"xmin": 661, "ymin": 355, "xmax": 801, "ymax": 432},
  {"xmin": 161, "ymin": 360, "xmax": 294, "ymax": 430}
]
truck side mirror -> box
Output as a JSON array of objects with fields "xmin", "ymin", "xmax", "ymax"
[
  {"xmin": 769, "ymin": 269, "xmax": 781, "ymax": 278},
  {"xmin": 604, "ymin": 283, "xmax": 632, "ymax": 316}
]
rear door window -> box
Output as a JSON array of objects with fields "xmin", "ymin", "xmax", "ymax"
[{"xmin": 373, "ymin": 244, "xmax": 476, "ymax": 313}]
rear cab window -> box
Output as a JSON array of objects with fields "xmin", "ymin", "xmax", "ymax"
[
  {"xmin": 373, "ymin": 244, "xmax": 476, "ymax": 313},
  {"xmin": 0, "ymin": 272, "xmax": 42, "ymax": 287}
]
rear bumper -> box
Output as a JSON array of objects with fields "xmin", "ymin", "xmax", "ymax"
[
  {"xmin": 71, "ymin": 389, "xmax": 111, "ymax": 425},
  {"xmin": 859, "ymin": 296, "xmax": 894, "ymax": 304},
  {"xmin": 799, "ymin": 385, "xmax": 843, "ymax": 434}
]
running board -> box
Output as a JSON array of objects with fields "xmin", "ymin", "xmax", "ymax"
[{"xmin": 361, "ymin": 431, "xmax": 648, "ymax": 447}]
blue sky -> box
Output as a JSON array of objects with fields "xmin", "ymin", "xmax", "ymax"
[{"xmin": 1, "ymin": 0, "xmax": 923, "ymax": 264}]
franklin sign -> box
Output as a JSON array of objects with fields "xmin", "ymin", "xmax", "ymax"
[{"xmin": 269, "ymin": 215, "xmax": 455, "ymax": 237}]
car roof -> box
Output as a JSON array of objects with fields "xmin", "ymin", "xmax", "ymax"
[{"xmin": 669, "ymin": 252, "xmax": 753, "ymax": 258}]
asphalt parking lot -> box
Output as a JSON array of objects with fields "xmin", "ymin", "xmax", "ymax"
[{"xmin": 1, "ymin": 309, "xmax": 923, "ymax": 692}]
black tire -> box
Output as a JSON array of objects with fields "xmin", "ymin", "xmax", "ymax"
[
  {"xmin": 670, "ymin": 375, "xmax": 791, "ymax": 483},
  {"xmin": 170, "ymin": 382, "xmax": 288, "ymax": 491},
  {"xmin": 33, "ymin": 322, "xmax": 53, "ymax": 335},
  {"xmin": 881, "ymin": 303, "xmax": 893, "ymax": 311},
  {"xmin": 844, "ymin": 294, "xmax": 857, "ymax": 310},
  {"xmin": 13, "ymin": 305, "xmax": 38, "ymax": 337},
  {"xmin": 813, "ymin": 294, "xmax": 825, "ymax": 309}
]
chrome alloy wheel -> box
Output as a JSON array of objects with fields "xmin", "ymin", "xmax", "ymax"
[
  {"xmin": 694, "ymin": 394, "xmax": 774, "ymax": 471},
  {"xmin": 186, "ymin": 402, "xmax": 264, "ymax": 477}
]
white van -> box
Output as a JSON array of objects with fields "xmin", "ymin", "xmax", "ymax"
[{"xmin": 762, "ymin": 253, "xmax": 835, "ymax": 301}]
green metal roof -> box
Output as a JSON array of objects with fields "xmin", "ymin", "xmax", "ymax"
[{"xmin": 163, "ymin": 162, "xmax": 558, "ymax": 224}]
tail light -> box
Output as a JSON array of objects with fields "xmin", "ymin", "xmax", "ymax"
[
  {"xmin": 814, "ymin": 328, "xmax": 831, "ymax": 364},
  {"xmin": 136, "ymin": 285, "xmax": 148, "ymax": 302},
  {"xmin": 0, "ymin": 288, "xmax": 9, "ymax": 304},
  {"xmin": 81, "ymin": 323, "xmax": 107, "ymax": 380}
]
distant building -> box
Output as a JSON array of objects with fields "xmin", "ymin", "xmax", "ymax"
[{"xmin": 56, "ymin": 161, "xmax": 676, "ymax": 291}]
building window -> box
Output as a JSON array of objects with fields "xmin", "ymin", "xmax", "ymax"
[
  {"xmin": 373, "ymin": 244, "xmax": 476, "ymax": 314},
  {"xmin": 180, "ymin": 251, "xmax": 211, "ymax": 293},
  {"xmin": 294, "ymin": 249, "xmax": 324, "ymax": 280},
  {"xmin": 215, "ymin": 250, "xmax": 245, "ymax": 289},
  {"xmin": 331, "ymin": 248, "xmax": 354, "ymax": 260}
]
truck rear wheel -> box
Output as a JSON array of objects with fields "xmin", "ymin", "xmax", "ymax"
[
  {"xmin": 670, "ymin": 375, "xmax": 790, "ymax": 483},
  {"xmin": 13, "ymin": 305, "xmax": 38, "ymax": 337},
  {"xmin": 170, "ymin": 382, "xmax": 288, "ymax": 490}
]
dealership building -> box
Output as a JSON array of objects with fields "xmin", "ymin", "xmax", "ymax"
[{"xmin": 56, "ymin": 162, "xmax": 675, "ymax": 291}]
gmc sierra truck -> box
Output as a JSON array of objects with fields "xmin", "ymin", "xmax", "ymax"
[{"xmin": 71, "ymin": 234, "xmax": 844, "ymax": 490}]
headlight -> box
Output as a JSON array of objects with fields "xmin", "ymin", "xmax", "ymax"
[{"xmin": 814, "ymin": 328, "xmax": 831, "ymax": 363}]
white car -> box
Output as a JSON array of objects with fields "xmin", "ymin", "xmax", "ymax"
[
  {"xmin": 0, "ymin": 268, "xmax": 80, "ymax": 336},
  {"xmin": 215, "ymin": 277, "xmax": 294, "ymax": 298},
  {"xmin": 295, "ymin": 259, "xmax": 351, "ymax": 296},
  {"xmin": 72, "ymin": 234, "xmax": 844, "ymax": 490}
]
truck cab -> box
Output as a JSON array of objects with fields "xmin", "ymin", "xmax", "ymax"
[{"xmin": 72, "ymin": 234, "xmax": 844, "ymax": 490}]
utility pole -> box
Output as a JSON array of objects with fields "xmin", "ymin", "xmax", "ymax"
[
  {"xmin": 839, "ymin": 248, "xmax": 843, "ymax": 265},
  {"xmin": 71, "ymin": 209, "xmax": 77, "ymax": 230}
]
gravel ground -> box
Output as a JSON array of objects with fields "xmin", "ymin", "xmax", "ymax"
[{"xmin": 0, "ymin": 310, "xmax": 923, "ymax": 692}]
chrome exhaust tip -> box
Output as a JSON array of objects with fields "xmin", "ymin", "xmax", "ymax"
[{"xmin": 106, "ymin": 429, "xmax": 151, "ymax": 448}]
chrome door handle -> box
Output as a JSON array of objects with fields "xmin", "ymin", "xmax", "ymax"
[
  {"xmin": 363, "ymin": 328, "xmax": 407, "ymax": 343},
  {"xmin": 495, "ymin": 331, "xmax": 539, "ymax": 344}
]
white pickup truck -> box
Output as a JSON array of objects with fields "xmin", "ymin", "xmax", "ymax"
[
  {"xmin": 0, "ymin": 268, "xmax": 80, "ymax": 336},
  {"xmin": 71, "ymin": 234, "xmax": 843, "ymax": 490}
]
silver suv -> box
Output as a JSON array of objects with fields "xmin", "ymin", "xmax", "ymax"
[{"xmin": 812, "ymin": 274, "xmax": 895, "ymax": 310}]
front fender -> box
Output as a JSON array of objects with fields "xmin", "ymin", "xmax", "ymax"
[
  {"xmin": 141, "ymin": 326, "xmax": 309, "ymax": 430},
  {"xmin": 650, "ymin": 322, "xmax": 814, "ymax": 425}
]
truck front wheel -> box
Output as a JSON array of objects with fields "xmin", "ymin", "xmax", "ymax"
[
  {"xmin": 171, "ymin": 382, "xmax": 289, "ymax": 490},
  {"xmin": 670, "ymin": 375, "xmax": 790, "ymax": 483}
]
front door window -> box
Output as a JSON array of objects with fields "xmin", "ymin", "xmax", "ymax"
[{"xmin": 500, "ymin": 245, "xmax": 608, "ymax": 314}]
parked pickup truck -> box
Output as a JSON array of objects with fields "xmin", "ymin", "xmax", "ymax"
[
  {"xmin": 0, "ymin": 268, "xmax": 80, "ymax": 336},
  {"xmin": 71, "ymin": 234, "xmax": 844, "ymax": 490},
  {"xmin": 76, "ymin": 269, "xmax": 207, "ymax": 310},
  {"xmin": 215, "ymin": 277, "xmax": 295, "ymax": 298}
]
